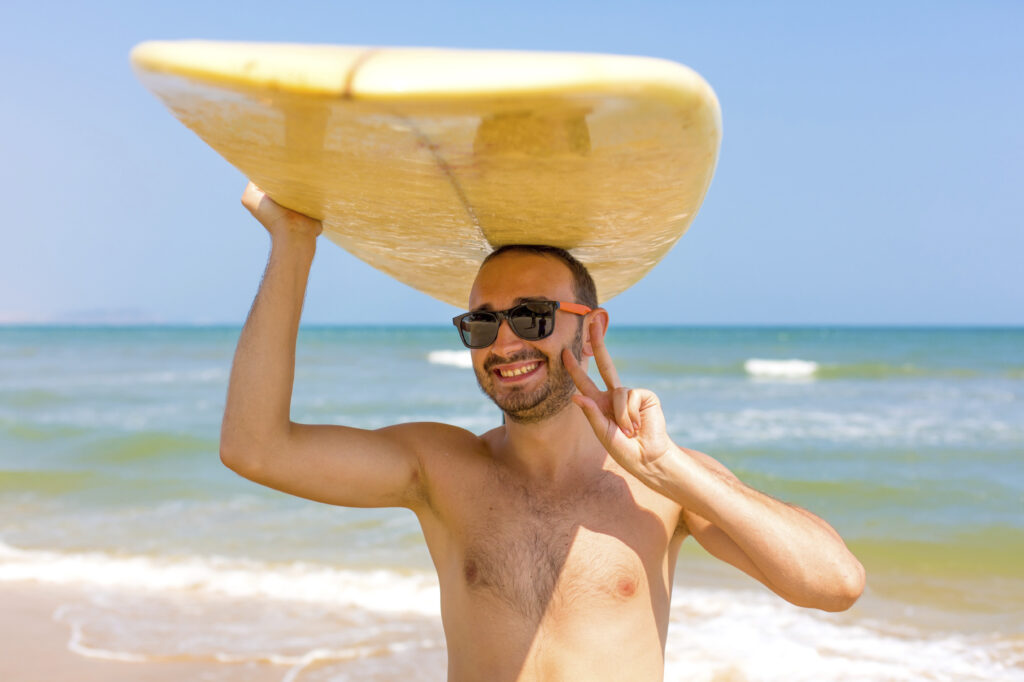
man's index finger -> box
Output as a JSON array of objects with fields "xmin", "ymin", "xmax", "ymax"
[{"xmin": 563, "ymin": 347, "xmax": 601, "ymax": 398}]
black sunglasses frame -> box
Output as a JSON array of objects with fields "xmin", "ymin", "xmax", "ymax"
[{"xmin": 452, "ymin": 300, "xmax": 591, "ymax": 349}]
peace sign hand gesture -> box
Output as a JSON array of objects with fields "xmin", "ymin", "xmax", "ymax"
[{"xmin": 563, "ymin": 320, "xmax": 674, "ymax": 477}]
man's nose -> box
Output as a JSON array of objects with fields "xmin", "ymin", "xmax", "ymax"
[{"xmin": 491, "ymin": 318, "xmax": 525, "ymax": 355}]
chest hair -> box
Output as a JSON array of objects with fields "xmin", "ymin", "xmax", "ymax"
[{"xmin": 461, "ymin": 467, "xmax": 648, "ymax": 623}]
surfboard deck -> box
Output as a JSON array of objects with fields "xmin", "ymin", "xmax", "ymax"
[{"xmin": 131, "ymin": 41, "xmax": 721, "ymax": 307}]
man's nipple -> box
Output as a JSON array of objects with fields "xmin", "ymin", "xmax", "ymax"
[
  {"xmin": 464, "ymin": 559, "xmax": 480, "ymax": 585},
  {"xmin": 616, "ymin": 576, "xmax": 637, "ymax": 598}
]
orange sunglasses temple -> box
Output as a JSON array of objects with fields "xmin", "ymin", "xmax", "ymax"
[{"xmin": 558, "ymin": 301, "xmax": 592, "ymax": 316}]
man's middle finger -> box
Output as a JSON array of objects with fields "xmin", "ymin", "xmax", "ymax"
[{"xmin": 590, "ymin": 319, "xmax": 622, "ymax": 389}]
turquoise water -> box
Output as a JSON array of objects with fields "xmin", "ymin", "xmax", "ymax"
[{"xmin": 1, "ymin": 326, "xmax": 1022, "ymax": 680}]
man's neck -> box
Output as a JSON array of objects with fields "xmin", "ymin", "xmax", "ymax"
[{"xmin": 493, "ymin": 403, "xmax": 606, "ymax": 484}]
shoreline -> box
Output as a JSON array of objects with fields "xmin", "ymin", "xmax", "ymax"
[
  {"xmin": 0, "ymin": 583, "xmax": 283, "ymax": 682},
  {"xmin": 2, "ymin": 573, "xmax": 1020, "ymax": 681}
]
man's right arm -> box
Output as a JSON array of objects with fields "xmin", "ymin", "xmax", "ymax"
[{"xmin": 219, "ymin": 183, "xmax": 428, "ymax": 510}]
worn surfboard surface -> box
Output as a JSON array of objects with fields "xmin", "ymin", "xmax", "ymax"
[{"xmin": 132, "ymin": 41, "xmax": 721, "ymax": 306}]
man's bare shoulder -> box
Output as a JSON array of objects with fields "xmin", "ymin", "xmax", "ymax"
[
  {"xmin": 376, "ymin": 422, "xmax": 502, "ymax": 515},
  {"xmin": 374, "ymin": 421, "xmax": 498, "ymax": 460}
]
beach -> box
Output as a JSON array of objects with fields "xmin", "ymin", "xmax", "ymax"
[
  {"xmin": 0, "ymin": 583, "xmax": 286, "ymax": 682},
  {"xmin": 1, "ymin": 325, "xmax": 1022, "ymax": 680}
]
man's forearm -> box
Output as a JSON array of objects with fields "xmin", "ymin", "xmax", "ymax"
[
  {"xmin": 221, "ymin": 234, "xmax": 317, "ymax": 455},
  {"xmin": 649, "ymin": 446, "xmax": 864, "ymax": 610}
]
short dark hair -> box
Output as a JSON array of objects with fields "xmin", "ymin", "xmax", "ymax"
[{"xmin": 482, "ymin": 244, "xmax": 598, "ymax": 308}]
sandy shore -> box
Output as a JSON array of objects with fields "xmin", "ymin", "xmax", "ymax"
[{"xmin": 0, "ymin": 582, "xmax": 283, "ymax": 682}]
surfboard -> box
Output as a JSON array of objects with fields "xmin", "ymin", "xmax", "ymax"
[{"xmin": 131, "ymin": 41, "xmax": 721, "ymax": 307}]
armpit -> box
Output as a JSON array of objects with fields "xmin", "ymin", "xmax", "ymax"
[{"xmin": 673, "ymin": 510, "xmax": 692, "ymax": 538}]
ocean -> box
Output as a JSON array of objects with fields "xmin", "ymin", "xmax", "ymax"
[{"xmin": 1, "ymin": 325, "xmax": 1022, "ymax": 681}]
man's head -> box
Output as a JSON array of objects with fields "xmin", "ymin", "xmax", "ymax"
[
  {"xmin": 465, "ymin": 245, "xmax": 606, "ymax": 424},
  {"xmin": 481, "ymin": 245, "xmax": 599, "ymax": 311}
]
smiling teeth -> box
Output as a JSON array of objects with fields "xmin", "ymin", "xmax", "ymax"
[{"xmin": 499, "ymin": 363, "xmax": 539, "ymax": 377}]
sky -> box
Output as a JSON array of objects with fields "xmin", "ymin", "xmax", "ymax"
[{"xmin": 1, "ymin": 1, "xmax": 1021, "ymax": 326}]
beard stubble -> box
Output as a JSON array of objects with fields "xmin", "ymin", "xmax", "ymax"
[{"xmin": 475, "ymin": 323, "xmax": 584, "ymax": 424}]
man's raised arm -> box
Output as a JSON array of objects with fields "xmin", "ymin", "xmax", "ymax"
[
  {"xmin": 565, "ymin": 321, "xmax": 865, "ymax": 612},
  {"xmin": 219, "ymin": 183, "xmax": 429, "ymax": 509}
]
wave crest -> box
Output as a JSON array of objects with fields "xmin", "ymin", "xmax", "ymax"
[
  {"xmin": 744, "ymin": 358, "xmax": 819, "ymax": 379},
  {"xmin": 427, "ymin": 350, "xmax": 473, "ymax": 369}
]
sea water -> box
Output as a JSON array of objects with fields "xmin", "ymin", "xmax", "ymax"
[{"xmin": 1, "ymin": 326, "xmax": 1022, "ymax": 681}]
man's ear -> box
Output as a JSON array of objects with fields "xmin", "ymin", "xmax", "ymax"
[{"xmin": 581, "ymin": 308, "xmax": 610, "ymax": 357}]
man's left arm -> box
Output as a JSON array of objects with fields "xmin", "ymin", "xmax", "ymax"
[
  {"xmin": 564, "ymin": 321, "xmax": 865, "ymax": 613},
  {"xmin": 654, "ymin": 444, "xmax": 864, "ymax": 612}
]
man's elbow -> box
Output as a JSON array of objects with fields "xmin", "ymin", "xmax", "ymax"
[
  {"xmin": 819, "ymin": 558, "xmax": 866, "ymax": 612},
  {"xmin": 219, "ymin": 429, "xmax": 269, "ymax": 479},
  {"xmin": 220, "ymin": 441, "xmax": 255, "ymax": 475}
]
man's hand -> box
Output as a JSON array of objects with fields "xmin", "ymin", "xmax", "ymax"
[
  {"xmin": 563, "ymin": 320, "xmax": 674, "ymax": 477},
  {"xmin": 241, "ymin": 182, "xmax": 323, "ymax": 240},
  {"xmin": 565, "ymin": 320, "xmax": 865, "ymax": 611}
]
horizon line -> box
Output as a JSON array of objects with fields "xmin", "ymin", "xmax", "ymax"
[{"xmin": 2, "ymin": 321, "xmax": 1023, "ymax": 330}]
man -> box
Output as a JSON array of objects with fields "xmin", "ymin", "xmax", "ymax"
[{"xmin": 220, "ymin": 183, "xmax": 865, "ymax": 681}]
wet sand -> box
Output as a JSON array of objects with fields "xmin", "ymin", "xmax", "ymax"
[{"xmin": 0, "ymin": 582, "xmax": 283, "ymax": 682}]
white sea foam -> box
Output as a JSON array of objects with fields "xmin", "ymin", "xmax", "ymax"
[
  {"xmin": 0, "ymin": 541, "xmax": 439, "ymax": 617},
  {"xmin": 663, "ymin": 587, "xmax": 1021, "ymax": 682},
  {"xmin": 427, "ymin": 350, "xmax": 473, "ymax": 369},
  {"xmin": 3, "ymin": 541, "xmax": 1019, "ymax": 680},
  {"xmin": 744, "ymin": 358, "xmax": 819, "ymax": 379}
]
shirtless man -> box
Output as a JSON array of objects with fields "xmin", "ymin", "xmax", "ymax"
[{"xmin": 220, "ymin": 183, "xmax": 865, "ymax": 681}]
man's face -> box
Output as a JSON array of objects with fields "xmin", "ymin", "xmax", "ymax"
[{"xmin": 467, "ymin": 252, "xmax": 585, "ymax": 424}]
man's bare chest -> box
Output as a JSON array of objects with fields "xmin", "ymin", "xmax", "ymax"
[{"xmin": 429, "ymin": 465, "xmax": 678, "ymax": 623}]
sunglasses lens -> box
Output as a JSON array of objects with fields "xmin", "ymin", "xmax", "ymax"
[
  {"xmin": 454, "ymin": 302, "xmax": 559, "ymax": 348},
  {"xmin": 458, "ymin": 312, "xmax": 500, "ymax": 348},
  {"xmin": 509, "ymin": 302, "xmax": 555, "ymax": 340}
]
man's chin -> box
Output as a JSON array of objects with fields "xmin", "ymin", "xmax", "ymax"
[
  {"xmin": 495, "ymin": 385, "xmax": 579, "ymax": 425},
  {"xmin": 489, "ymin": 387, "xmax": 550, "ymax": 422},
  {"xmin": 504, "ymin": 405, "xmax": 568, "ymax": 425},
  {"xmin": 502, "ymin": 401, "xmax": 552, "ymax": 425},
  {"xmin": 476, "ymin": 340, "xmax": 580, "ymax": 424}
]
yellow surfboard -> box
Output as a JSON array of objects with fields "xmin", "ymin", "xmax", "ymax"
[{"xmin": 131, "ymin": 41, "xmax": 721, "ymax": 307}]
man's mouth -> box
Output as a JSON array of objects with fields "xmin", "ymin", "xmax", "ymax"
[{"xmin": 493, "ymin": 360, "xmax": 542, "ymax": 380}]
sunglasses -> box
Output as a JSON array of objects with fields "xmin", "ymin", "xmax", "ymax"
[{"xmin": 452, "ymin": 300, "xmax": 592, "ymax": 349}]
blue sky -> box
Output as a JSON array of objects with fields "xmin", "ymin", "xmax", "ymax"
[{"xmin": 1, "ymin": 1, "xmax": 1021, "ymax": 325}]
